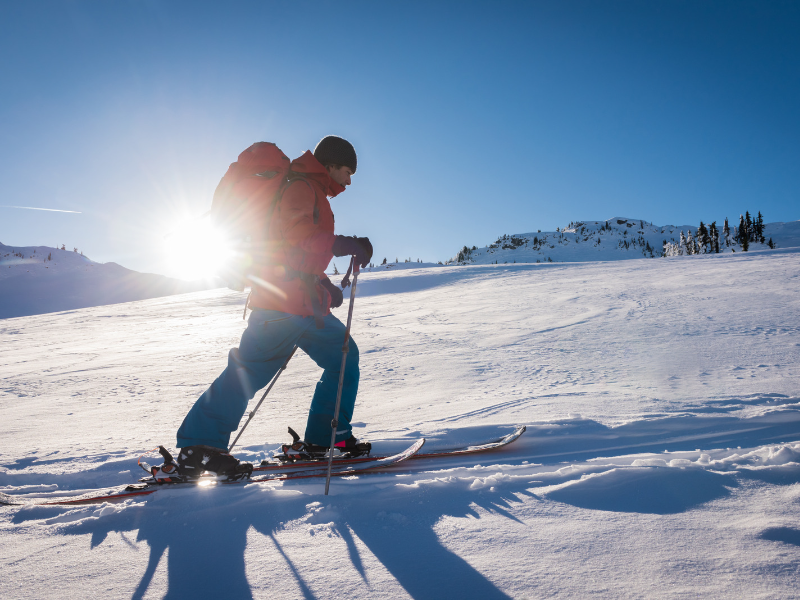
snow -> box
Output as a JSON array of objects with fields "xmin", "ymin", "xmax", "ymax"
[
  {"xmin": 0, "ymin": 242, "xmax": 219, "ymax": 319},
  {"xmin": 2, "ymin": 244, "xmax": 800, "ymax": 598},
  {"xmin": 447, "ymin": 217, "xmax": 800, "ymax": 265}
]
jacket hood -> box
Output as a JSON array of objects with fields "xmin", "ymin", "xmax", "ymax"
[{"xmin": 290, "ymin": 151, "xmax": 346, "ymax": 198}]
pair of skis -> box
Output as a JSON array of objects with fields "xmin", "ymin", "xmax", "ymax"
[
  {"xmin": 0, "ymin": 441, "xmax": 424, "ymax": 507},
  {"xmin": 0, "ymin": 426, "xmax": 525, "ymax": 507}
]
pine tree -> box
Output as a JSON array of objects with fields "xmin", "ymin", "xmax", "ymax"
[
  {"xmin": 709, "ymin": 221, "xmax": 720, "ymax": 253},
  {"xmin": 382, "ymin": 258, "xmax": 387, "ymax": 265},
  {"xmin": 723, "ymin": 218, "xmax": 731, "ymax": 247},
  {"xmin": 745, "ymin": 211, "xmax": 753, "ymax": 242},
  {"xmin": 756, "ymin": 211, "xmax": 765, "ymax": 243},
  {"xmin": 686, "ymin": 230, "xmax": 695, "ymax": 255},
  {"xmin": 332, "ymin": 263, "xmax": 339, "ymax": 275},
  {"xmin": 679, "ymin": 231, "xmax": 687, "ymax": 255},
  {"xmin": 738, "ymin": 215, "xmax": 750, "ymax": 251},
  {"xmin": 768, "ymin": 237, "xmax": 775, "ymax": 249},
  {"xmin": 737, "ymin": 215, "xmax": 746, "ymax": 246},
  {"xmin": 697, "ymin": 222, "xmax": 709, "ymax": 253}
]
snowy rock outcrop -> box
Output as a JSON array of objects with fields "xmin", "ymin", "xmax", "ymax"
[{"xmin": 449, "ymin": 217, "xmax": 800, "ymax": 265}]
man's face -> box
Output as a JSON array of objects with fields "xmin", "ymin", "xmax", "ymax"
[{"xmin": 327, "ymin": 165, "xmax": 353, "ymax": 188}]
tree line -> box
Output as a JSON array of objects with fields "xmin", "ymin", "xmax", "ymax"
[{"xmin": 663, "ymin": 211, "xmax": 774, "ymax": 256}]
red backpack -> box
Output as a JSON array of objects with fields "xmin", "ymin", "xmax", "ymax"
[{"xmin": 210, "ymin": 142, "xmax": 293, "ymax": 290}]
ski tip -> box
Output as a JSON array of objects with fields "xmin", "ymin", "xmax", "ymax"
[
  {"xmin": 506, "ymin": 425, "xmax": 526, "ymax": 441},
  {"xmin": 374, "ymin": 438, "xmax": 425, "ymax": 466}
]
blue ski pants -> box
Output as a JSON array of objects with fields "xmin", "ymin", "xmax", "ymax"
[{"xmin": 177, "ymin": 308, "xmax": 359, "ymax": 450}]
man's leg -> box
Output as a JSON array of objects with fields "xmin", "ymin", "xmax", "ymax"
[
  {"xmin": 298, "ymin": 312, "xmax": 360, "ymax": 446},
  {"xmin": 177, "ymin": 310, "xmax": 310, "ymax": 450}
]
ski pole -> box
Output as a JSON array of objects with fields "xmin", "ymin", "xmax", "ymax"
[
  {"xmin": 228, "ymin": 345, "xmax": 298, "ymax": 453},
  {"xmin": 324, "ymin": 257, "xmax": 360, "ymax": 495}
]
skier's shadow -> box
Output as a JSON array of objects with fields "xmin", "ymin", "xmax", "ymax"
[
  {"xmin": 15, "ymin": 450, "xmax": 751, "ymax": 599},
  {"xmin": 328, "ymin": 482, "xmax": 531, "ymax": 599},
  {"xmin": 52, "ymin": 487, "xmax": 313, "ymax": 599},
  {"xmin": 31, "ymin": 475, "xmax": 524, "ymax": 599}
]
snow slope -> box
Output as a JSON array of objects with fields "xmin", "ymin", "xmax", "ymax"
[
  {"xmin": 1, "ymin": 248, "xmax": 800, "ymax": 598},
  {"xmin": 449, "ymin": 217, "xmax": 800, "ymax": 265},
  {"xmin": 0, "ymin": 243, "xmax": 219, "ymax": 319}
]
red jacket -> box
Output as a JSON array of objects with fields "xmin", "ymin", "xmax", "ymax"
[{"xmin": 248, "ymin": 151, "xmax": 345, "ymax": 316}]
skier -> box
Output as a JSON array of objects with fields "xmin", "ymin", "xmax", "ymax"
[{"xmin": 175, "ymin": 136, "xmax": 373, "ymax": 479}]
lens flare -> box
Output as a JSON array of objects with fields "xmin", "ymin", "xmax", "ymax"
[{"xmin": 163, "ymin": 216, "xmax": 233, "ymax": 281}]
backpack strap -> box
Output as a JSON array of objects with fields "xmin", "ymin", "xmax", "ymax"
[
  {"xmin": 283, "ymin": 173, "xmax": 319, "ymax": 224},
  {"xmin": 277, "ymin": 173, "xmax": 325, "ymax": 329}
]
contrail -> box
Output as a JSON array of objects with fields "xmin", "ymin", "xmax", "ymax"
[{"xmin": 0, "ymin": 206, "xmax": 81, "ymax": 214}]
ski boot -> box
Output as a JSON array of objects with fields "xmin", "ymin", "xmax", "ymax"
[
  {"xmin": 177, "ymin": 445, "xmax": 253, "ymax": 482},
  {"xmin": 334, "ymin": 435, "xmax": 372, "ymax": 457},
  {"xmin": 277, "ymin": 427, "xmax": 371, "ymax": 462}
]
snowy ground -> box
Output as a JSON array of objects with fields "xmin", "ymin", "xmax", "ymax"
[{"xmin": 2, "ymin": 247, "xmax": 800, "ymax": 598}]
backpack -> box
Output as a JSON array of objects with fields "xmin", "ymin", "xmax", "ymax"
[{"xmin": 210, "ymin": 142, "xmax": 293, "ymax": 291}]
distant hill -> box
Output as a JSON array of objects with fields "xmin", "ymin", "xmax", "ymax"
[
  {"xmin": 448, "ymin": 217, "xmax": 800, "ymax": 265},
  {"xmin": 0, "ymin": 243, "xmax": 221, "ymax": 319}
]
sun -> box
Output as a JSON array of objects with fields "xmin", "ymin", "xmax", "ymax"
[{"xmin": 162, "ymin": 215, "xmax": 233, "ymax": 281}]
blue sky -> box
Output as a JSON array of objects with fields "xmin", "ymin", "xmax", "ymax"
[{"xmin": 1, "ymin": 1, "xmax": 798, "ymax": 278}]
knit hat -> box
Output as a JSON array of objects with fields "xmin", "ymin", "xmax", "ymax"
[{"xmin": 313, "ymin": 136, "xmax": 357, "ymax": 174}]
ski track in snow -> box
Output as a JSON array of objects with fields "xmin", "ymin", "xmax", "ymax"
[{"xmin": 2, "ymin": 249, "xmax": 800, "ymax": 598}]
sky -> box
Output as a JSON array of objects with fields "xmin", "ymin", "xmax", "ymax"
[{"xmin": 1, "ymin": 1, "xmax": 798, "ymax": 279}]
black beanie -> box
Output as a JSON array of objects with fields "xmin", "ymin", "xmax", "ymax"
[{"xmin": 313, "ymin": 136, "xmax": 357, "ymax": 174}]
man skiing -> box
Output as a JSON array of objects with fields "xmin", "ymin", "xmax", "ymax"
[{"xmin": 174, "ymin": 136, "xmax": 373, "ymax": 480}]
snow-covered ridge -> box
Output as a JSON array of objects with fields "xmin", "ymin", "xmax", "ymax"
[
  {"xmin": 0, "ymin": 242, "xmax": 219, "ymax": 319},
  {"xmin": 448, "ymin": 217, "xmax": 800, "ymax": 265},
  {"xmin": 0, "ymin": 242, "xmax": 98, "ymax": 281}
]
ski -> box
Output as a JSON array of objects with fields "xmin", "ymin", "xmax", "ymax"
[
  {"xmin": 0, "ymin": 425, "xmax": 526, "ymax": 507},
  {"xmin": 257, "ymin": 424, "xmax": 527, "ymax": 472},
  {"xmin": 0, "ymin": 439, "xmax": 426, "ymax": 507},
  {"xmin": 0, "ymin": 488, "xmax": 158, "ymax": 507}
]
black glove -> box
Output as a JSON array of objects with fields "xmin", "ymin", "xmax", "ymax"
[
  {"xmin": 321, "ymin": 277, "xmax": 343, "ymax": 309},
  {"xmin": 332, "ymin": 235, "xmax": 373, "ymax": 268}
]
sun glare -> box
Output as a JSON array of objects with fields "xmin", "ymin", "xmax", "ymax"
[{"xmin": 163, "ymin": 216, "xmax": 233, "ymax": 281}]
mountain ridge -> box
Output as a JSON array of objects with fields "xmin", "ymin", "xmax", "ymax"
[
  {"xmin": 447, "ymin": 217, "xmax": 800, "ymax": 265},
  {"xmin": 0, "ymin": 242, "xmax": 220, "ymax": 319}
]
